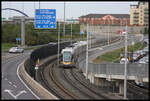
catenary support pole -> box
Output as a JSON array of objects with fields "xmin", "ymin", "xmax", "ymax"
[
  {"xmin": 58, "ymin": 22, "xmax": 60, "ymax": 66},
  {"xmin": 86, "ymin": 24, "xmax": 89, "ymax": 79},
  {"xmin": 124, "ymin": 20, "xmax": 128, "ymax": 99},
  {"xmin": 21, "ymin": 17, "xmax": 25, "ymax": 47}
]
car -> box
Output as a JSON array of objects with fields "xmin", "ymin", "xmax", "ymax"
[
  {"xmin": 120, "ymin": 58, "xmax": 129, "ymax": 64},
  {"xmin": 138, "ymin": 58, "xmax": 147, "ymax": 64},
  {"xmin": 9, "ymin": 47, "xmax": 24, "ymax": 53},
  {"xmin": 48, "ymin": 42, "xmax": 57, "ymax": 45},
  {"xmin": 143, "ymin": 56, "xmax": 149, "ymax": 63},
  {"xmin": 132, "ymin": 53, "xmax": 138, "ymax": 61},
  {"xmin": 135, "ymin": 50, "xmax": 143, "ymax": 59},
  {"xmin": 143, "ymin": 47, "xmax": 148, "ymax": 53},
  {"xmin": 143, "ymin": 38, "xmax": 149, "ymax": 45}
]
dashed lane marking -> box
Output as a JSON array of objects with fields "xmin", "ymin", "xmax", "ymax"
[
  {"xmin": 8, "ymin": 81, "xmax": 12, "ymax": 85},
  {"xmin": 13, "ymin": 85, "xmax": 17, "ymax": 88}
]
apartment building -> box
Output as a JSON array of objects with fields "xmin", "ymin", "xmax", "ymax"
[{"xmin": 130, "ymin": 1, "xmax": 149, "ymax": 26}]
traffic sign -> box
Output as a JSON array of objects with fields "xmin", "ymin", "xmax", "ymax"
[
  {"xmin": 88, "ymin": 32, "xmax": 91, "ymax": 35},
  {"xmin": 16, "ymin": 37, "xmax": 21, "ymax": 41},
  {"xmin": 80, "ymin": 31, "xmax": 84, "ymax": 35},
  {"xmin": 35, "ymin": 9, "xmax": 56, "ymax": 29}
]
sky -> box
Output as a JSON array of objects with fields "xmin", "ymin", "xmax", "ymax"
[{"xmin": 2, "ymin": 1, "xmax": 138, "ymax": 20}]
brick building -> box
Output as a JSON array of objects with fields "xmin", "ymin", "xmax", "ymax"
[{"xmin": 79, "ymin": 14, "xmax": 130, "ymax": 26}]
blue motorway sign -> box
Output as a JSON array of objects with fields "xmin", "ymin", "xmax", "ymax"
[
  {"xmin": 16, "ymin": 37, "xmax": 21, "ymax": 41},
  {"xmin": 35, "ymin": 9, "xmax": 56, "ymax": 29}
]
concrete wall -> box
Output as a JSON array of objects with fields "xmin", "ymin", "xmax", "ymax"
[
  {"xmin": 80, "ymin": 62, "xmax": 148, "ymax": 77},
  {"xmin": 18, "ymin": 58, "xmax": 58, "ymax": 99},
  {"xmin": 80, "ymin": 25, "xmax": 146, "ymax": 35}
]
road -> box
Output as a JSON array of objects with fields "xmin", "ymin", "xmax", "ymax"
[
  {"xmin": 79, "ymin": 34, "xmax": 143, "ymax": 68},
  {"xmin": 1, "ymin": 50, "xmax": 39, "ymax": 100}
]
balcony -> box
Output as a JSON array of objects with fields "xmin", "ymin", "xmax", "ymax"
[
  {"xmin": 133, "ymin": 16, "xmax": 139, "ymax": 18},
  {"xmin": 144, "ymin": 12, "xmax": 149, "ymax": 14},
  {"xmin": 133, "ymin": 12, "xmax": 139, "ymax": 15}
]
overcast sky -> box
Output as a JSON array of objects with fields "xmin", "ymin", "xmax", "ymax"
[{"xmin": 2, "ymin": 1, "xmax": 138, "ymax": 20}]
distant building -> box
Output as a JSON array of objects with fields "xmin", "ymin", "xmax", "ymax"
[
  {"xmin": 66, "ymin": 19, "xmax": 79, "ymax": 24},
  {"xmin": 130, "ymin": 1, "xmax": 149, "ymax": 26},
  {"xmin": 79, "ymin": 14, "xmax": 130, "ymax": 26}
]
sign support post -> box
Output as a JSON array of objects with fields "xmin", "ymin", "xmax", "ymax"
[{"xmin": 58, "ymin": 22, "xmax": 60, "ymax": 67}]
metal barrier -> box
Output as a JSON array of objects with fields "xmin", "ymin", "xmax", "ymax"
[
  {"xmin": 79, "ymin": 60, "xmax": 148, "ymax": 79},
  {"xmin": 25, "ymin": 42, "xmax": 71, "ymax": 78}
]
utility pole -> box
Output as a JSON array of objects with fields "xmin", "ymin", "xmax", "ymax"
[
  {"xmin": 21, "ymin": 17, "xmax": 25, "ymax": 47},
  {"xmin": 108, "ymin": 19, "xmax": 110, "ymax": 45},
  {"xmin": 86, "ymin": 24, "xmax": 89, "ymax": 79},
  {"xmin": 124, "ymin": 19, "xmax": 128, "ymax": 99},
  {"xmin": 63, "ymin": 1, "xmax": 65, "ymax": 36},
  {"xmin": 39, "ymin": 1, "xmax": 40, "ymax": 9},
  {"xmin": 58, "ymin": 22, "xmax": 60, "ymax": 66},
  {"xmin": 71, "ymin": 22, "xmax": 72, "ymax": 45}
]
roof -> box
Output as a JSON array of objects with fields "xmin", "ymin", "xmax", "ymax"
[{"xmin": 79, "ymin": 14, "xmax": 130, "ymax": 18}]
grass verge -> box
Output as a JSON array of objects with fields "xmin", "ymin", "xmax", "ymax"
[
  {"xmin": 2, "ymin": 43, "xmax": 18, "ymax": 52},
  {"xmin": 93, "ymin": 42, "xmax": 147, "ymax": 63}
]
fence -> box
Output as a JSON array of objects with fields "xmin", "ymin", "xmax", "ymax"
[
  {"xmin": 24, "ymin": 42, "xmax": 71, "ymax": 77},
  {"xmin": 78, "ymin": 59, "xmax": 148, "ymax": 78}
]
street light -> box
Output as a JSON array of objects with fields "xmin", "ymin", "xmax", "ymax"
[
  {"xmin": 71, "ymin": 17, "xmax": 73, "ymax": 45},
  {"xmin": 86, "ymin": 23, "xmax": 89, "ymax": 79},
  {"xmin": 124, "ymin": 19, "xmax": 128, "ymax": 99},
  {"xmin": 108, "ymin": 19, "xmax": 110, "ymax": 46},
  {"xmin": 57, "ymin": 22, "xmax": 60, "ymax": 66},
  {"xmin": 63, "ymin": 1, "xmax": 66, "ymax": 36}
]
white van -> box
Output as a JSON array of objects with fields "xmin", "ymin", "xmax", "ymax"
[{"xmin": 120, "ymin": 58, "xmax": 129, "ymax": 64}]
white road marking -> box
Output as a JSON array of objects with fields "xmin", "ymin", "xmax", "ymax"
[
  {"xmin": 4, "ymin": 89, "xmax": 26, "ymax": 99},
  {"xmin": 8, "ymin": 81, "xmax": 12, "ymax": 85},
  {"xmin": 13, "ymin": 85, "xmax": 17, "ymax": 88},
  {"xmin": 17, "ymin": 61, "xmax": 40, "ymax": 99}
]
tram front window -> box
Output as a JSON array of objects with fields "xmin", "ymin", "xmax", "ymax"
[{"xmin": 63, "ymin": 52, "xmax": 72, "ymax": 62}]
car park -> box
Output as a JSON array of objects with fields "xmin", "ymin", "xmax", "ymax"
[{"xmin": 9, "ymin": 47, "xmax": 24, "ymax": 53}]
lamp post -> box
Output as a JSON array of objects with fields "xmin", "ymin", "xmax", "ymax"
[
  {"xmin": 71, "ymin": 17, "xmax": 73, "ymax": 45},
  {"xmin": 124, "ymin": 19, "xmax": 128, "ymax": 99},
  {"xmin": 57, "ymin": 22, "xmax": 60, "ymax": 66},
  {"xmin": 86, "ymin": 23, "xmax": 89, "ymax": 79},
  {"xmin": 63, "ymin": 1, "xmax": 65, "ymax": 36},
  {"xmin": 108, "ymin": 19, "xmax": 110, "ymax": 45}
]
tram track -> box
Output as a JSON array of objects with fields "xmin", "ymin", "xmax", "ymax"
[
  {"xmin": 127, "ymin": 81, "xmax": 149, "ymax": 99},
  {"xmin": 63, "ymin": 68, "xmax": 109, "ymax": 99},
  {"xmin": 36, "ymin": 36, "xmax": 125, "ymax": 99}
]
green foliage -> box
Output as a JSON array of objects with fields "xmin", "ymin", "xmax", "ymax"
[
  {"xmin": 2, "ymin": 43, "xmax": 17, "ymax": 51},
  {"xmin": 93, "ymin": 42, "xmax": 147, "ymax": 63},
  {"xmin": 2, "ymin": 23, "xmax": 80, "ymax": 46}
]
